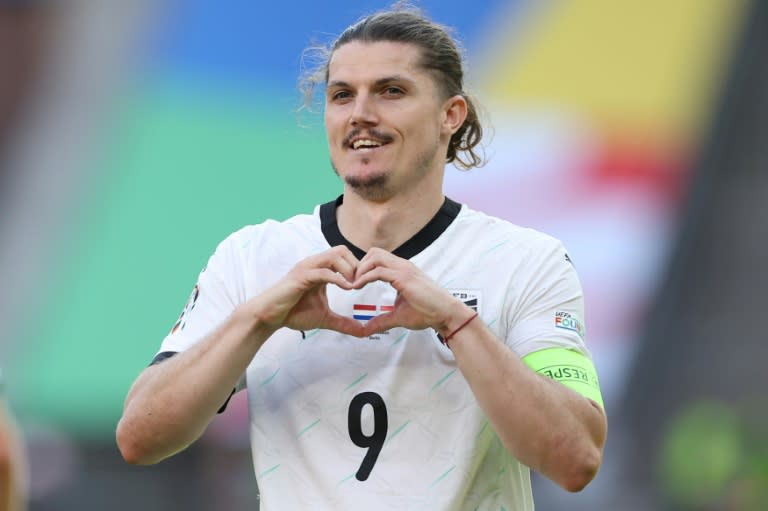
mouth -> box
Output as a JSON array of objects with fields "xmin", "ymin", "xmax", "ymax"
[{"xmin": 344, "ymin": 131, "xmax": 393, "ymax": 152}]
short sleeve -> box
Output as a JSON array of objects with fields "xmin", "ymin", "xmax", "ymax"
[
  {"xmin": 156, "ymin": 233, "xmax": 245, "ymax": 355},
  {"xmin": 505, "ymin": 237, "xmax": 590, "ymax": 359}
]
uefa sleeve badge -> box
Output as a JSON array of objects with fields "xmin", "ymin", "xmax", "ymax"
[{"xmin": 170, "ymin": 284, "xmax": 200, "ymax": 335}]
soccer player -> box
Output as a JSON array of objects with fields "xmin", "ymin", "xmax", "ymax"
[{"xmin": 117, "ymin": 6, "xmax": 607, "ymax": 510}]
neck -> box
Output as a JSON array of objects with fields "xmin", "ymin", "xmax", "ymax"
[{"xmin": 337, "ymin": 185, "xmax": 445, "ymax": 253}]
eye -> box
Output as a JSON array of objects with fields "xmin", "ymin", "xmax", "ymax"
[
  {"xmin": 383, "ymin": 86, "xmax": 404, "ymax": 97},
  {"xmin": 330, "ymin": 90, "xmax": 352, "ymax": 102}
]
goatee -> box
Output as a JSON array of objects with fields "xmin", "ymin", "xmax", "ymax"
[{"xmin": 331, "ymin": 161, "xmax": 392, "ymax": 201}]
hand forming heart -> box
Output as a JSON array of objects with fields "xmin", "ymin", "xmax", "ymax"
[
  {"xmin": 353, "ymin": 248, "xmax": 464, "ymax": 336},
  {"xmin": 250, "ymin": 246, "xmax": 469, "ymax": 339}
]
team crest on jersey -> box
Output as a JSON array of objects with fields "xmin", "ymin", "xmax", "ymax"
[
  {"xmin": 433, "ymin": 289, "xmax": 482, "ymax": 346},
  {"xmin": 447, "ymin": 289, "xmax": 481, "ymax": 313},
  {"xmin": 170, "ymin": 284, "xmax": 199, "ymax": 335}
]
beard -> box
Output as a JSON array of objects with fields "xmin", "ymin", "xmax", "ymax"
[
  {"xmin": 333, "ymin": 162, "xmax": 392, "ymax": 201},
  {"xmin": 331, "ymin": 141, "xmax": 441, "ymax": 202}
]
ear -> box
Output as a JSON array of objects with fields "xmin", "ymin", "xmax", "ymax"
[{"xmin": 441, "ymin": 94, "xmax": 468, "ymax": 136}]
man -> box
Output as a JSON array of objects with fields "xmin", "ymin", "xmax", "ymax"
[
  {"xmin": 0, "ymin": 371, "xmax": 27, "ymax": 511},
  {"xmin": 117, "ymin": 7, "xmax": 607, "ymax": 510}
]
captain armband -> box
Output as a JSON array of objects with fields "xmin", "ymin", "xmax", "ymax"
[{"xmin": 522, "ymin": 348, "xmax": 604, "ymax": 409}]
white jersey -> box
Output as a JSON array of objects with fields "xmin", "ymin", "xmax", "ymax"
[{"xmin": 158, "ymin": 196, "xmax": 590, "ymax": 511}]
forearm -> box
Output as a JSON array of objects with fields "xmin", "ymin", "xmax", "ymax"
[
  {"xmin": 117, "ymin": 304, "xmax": 277, "ymax": 465},
  {"xmin": 446, "ymin": 306, "xmax": 606, "ymax": 491},
  {"xmin": 117, "ymin": 246, "xmax": 367, "ymax": 465}
]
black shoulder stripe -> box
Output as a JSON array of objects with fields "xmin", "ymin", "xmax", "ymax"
[
  {"xmin": 149, "ymin": 351, "xmax": 178, "ymax": 366},
  {"xmin": 218, "ymin": 388, "xmax": 235, "ymax": 414}
]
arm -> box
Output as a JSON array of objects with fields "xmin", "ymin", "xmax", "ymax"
[
  {"xmin": 442, "ymin": 303, "xmax": 606, "ymax": 491},
  {"xmin": 116, "ymin": 246, "xmax": 365, "ymax": 465},
  {"xmin": 355, "ymin": 248, "xmax": 607, "ymax": 492},
  {"xmin": 116, "ymin": 306, "xmax": 277, "ymax": 465}
]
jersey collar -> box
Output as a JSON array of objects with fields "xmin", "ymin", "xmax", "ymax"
[{"xmin": 319, "ymin": 195, "xmax": 462, "ymax": 260}]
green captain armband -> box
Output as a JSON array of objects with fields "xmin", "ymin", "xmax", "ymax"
[{"xmin": 522, "ymin": 348, "xmax": 604, "ymax": 409}]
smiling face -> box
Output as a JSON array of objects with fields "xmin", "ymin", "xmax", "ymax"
[{"xmin": 324, "ymin": 40, "xmax": 466, "ymax": 201}]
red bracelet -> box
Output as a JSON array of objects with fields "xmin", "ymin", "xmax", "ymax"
[{"xmin": 442, "ymin": 312, "xmax": 479, "ymax": 345}]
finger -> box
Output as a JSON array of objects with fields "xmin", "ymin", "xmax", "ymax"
[
  {"xmin": 328, "ymin": 256, "xmax": 356, "ymax": 284},
  {"xmin": 354, "ymin": 258, "xmax": 378, "ymax": 280},
  {"xmin": 338, "ymin": 247, "xmax": 362, "ymax": 283},
  {"xmin": 303, "ymin": 246, "xmax": 351, "ymax": 268},
  {"xmin": 353, "ymin": 266, "xmax": 398, "ymax": 289},
  {"xmin": 356, "ymin": 249, "xmax": 402, "ymax": 278},
  {"xmin": 338, "ymin": 246, "xmax": 360, "ymax": 268},
  {"xmin": 360, "ymin": 246, "xmax": 393, "ymax": 261},
  {"xmin": 305, "ymin": 268, "xmax": 355, "ymax": 290},
  {"xmin": 323, "ymin": 312, "xmax": 367, "ymax": 338},
  {"xmin": 309, "ymin": 246, "xmax": 357, "ymax": 283},
  {"xmin": 363, "ymin": 313, "xmax": 400, "ymax": 335}
]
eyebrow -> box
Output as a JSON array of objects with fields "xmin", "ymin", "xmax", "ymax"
[{"xmin": 326, "ymin": 75, "xmax": 416, "ymax": 90}]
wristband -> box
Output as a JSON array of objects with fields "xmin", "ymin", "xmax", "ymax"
[{"xmin": 442, "ymin": 312, "xmax": 479, "ymax": 345}]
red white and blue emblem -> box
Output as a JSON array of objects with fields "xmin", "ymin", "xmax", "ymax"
[{"xmin": 353, "ymin": 304, "xmax": 394, "ymax": 321}]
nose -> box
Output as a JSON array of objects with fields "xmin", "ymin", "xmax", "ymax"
[{"xmin": 350, "ymin": 93, "xmax": 378, "ymax": 127}]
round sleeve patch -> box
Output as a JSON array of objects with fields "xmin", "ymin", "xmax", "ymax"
[{"xmin": 170, "ymin": 283, "xmax": 200, "ymax": 335}]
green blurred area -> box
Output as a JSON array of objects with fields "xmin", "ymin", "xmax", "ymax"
[
  {"xmin": 659, "ymin": 400, "xmax": 768, "ymax": 510},
  {"xmin": 10, "ymin": 83, "xmax": 339, "ymax": 438}
]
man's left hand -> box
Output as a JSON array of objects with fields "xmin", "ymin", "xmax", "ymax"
[{"xmin": 352, "ymin": 248, "xmax": 469, "ymax": 336}]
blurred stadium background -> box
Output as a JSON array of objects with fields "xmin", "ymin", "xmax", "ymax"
[{"xmin": 1, "ymin": 0, "xmax": 766, "ymax": 509}]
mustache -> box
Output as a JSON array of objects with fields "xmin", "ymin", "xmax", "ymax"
[{"xmin": 342, "ymin": 129, "xmax": 394, "ymax": 147}]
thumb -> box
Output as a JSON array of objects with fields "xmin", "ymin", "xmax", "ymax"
[
  {"xmin": 362, "ymin": 313, "xmax": 399, "ymax": 336},
  {"xmin": 323, "ymin": 312, "xmax": 367, "ymax": 338}
]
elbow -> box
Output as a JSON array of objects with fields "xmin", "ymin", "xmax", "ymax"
[
  {"xmin": 116, "ymin": 418, "xmax": 158, "ymax": 466},
  {"xmin": 558, "ymin": 446, "xmax": 602, "ymax": 492},
  {"xmin": 116, "ymin": 415, "xmax": 190, "ymax": 466},
  {"xmin": 117, "ymin": 444, "xmax": 147, "ymax": 466},
  {"xmin": 116, "ymin": 423, "xmax": 144, "ymax": 465},
  {"xmin": 559, "ymin": 401, "xmax": 607, "ymax": 492}
]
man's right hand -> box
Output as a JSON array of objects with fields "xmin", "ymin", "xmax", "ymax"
[
  {"xmin": 250, "ymin": 245, "xmax": 366, "ymax": 337},
  {"xmin": 117, "ymin": 247, "xmax": 366, "ymax": 465}
]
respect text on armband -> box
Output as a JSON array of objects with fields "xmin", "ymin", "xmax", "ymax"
[{"xmin": 538, "ymin": 364, "xmax": 599, "ymax": 389}]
